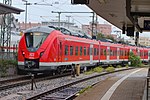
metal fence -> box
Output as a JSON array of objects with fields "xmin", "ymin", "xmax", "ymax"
[
  {"xmin": 0, "ymin": 45, "xmax": 18, "ymax": 60},
  {"xmin": 0, "ymin": 52, "xmax": 17, "ymax": 60}
]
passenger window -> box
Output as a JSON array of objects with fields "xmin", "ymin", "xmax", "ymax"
[
  {"xmin": 120, "ymin": 50, "xmax": 121, "ymax": 56},
  {"xmin": 104, "ymin": 49, "xmax": 107, "ymax": 56},
  {"xmin": 75, "ymin": 46, "xmax": 78, "ymax": 55},
  {"xmin": 94, "ymin": 48, "xmax": 96, "ymax": 56},
  {"xmin": 107, "ymin": 49, "xmax": 110, "ymax": 55},
  {"xmin": 115, "ymin": 50, "xmax": 117, "ymax": 56},
  {"xmin": 80, "ymin": 47, "xmax": 82, "ymax": 55},
  {"xmin": 65, "ymin": 45, "xmax": 68, "ymax": 55},
  {"xmin": 84, "ymin": 47, "xmax": 86, "ymax": 56},
  {"xmin": 70, "ymin": 46, "xmax": 73, "ymax": 55},
  {"xmin": 110, "ymin": 50, "xmax": 113, "ymax": 56},
  {"xmin": 101, "ymin": 49, "xmax": 103, "ymax": 55},
  {"xmin": 97, "ymin": 48, "xmax": 99, "ymax": 55}
]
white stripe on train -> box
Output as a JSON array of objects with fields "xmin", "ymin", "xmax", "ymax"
[{"xmin": 18, "ymin": 59, "xmax": 137, "ymax": 66}]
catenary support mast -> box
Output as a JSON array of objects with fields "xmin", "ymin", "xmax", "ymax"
[
  {"xmin": 51, "ymin": 11, "xmax": 96, "ymax": 39},
  {"xmin": 0, "ymin": 0, "xmax": 12, "ymax": 52}
]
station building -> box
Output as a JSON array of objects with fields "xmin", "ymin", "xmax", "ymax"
[
  {"xmin": 82, "ymin": 22, "xmax": 112, "ymax": 36},
  {"xmin": 18, "ymin": 22, "xmax": 42, "ymax": 31}
]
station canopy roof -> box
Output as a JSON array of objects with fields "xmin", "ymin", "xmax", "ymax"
[
  {"xmin": 0, "ymin": 2, "xmax": 24, "ymax": 14},
  {"xmin": 87, "ymin": 0, "xmax": 150, "ymax": 32}
]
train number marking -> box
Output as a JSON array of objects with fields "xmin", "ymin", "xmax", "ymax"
[{"xmin": 29, "ymin": 53, "xmax": 34, "ymax": 57}]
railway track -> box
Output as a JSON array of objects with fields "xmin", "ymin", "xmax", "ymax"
[
  {"xmin": 0, "ymin": 75, "xmax": 30, "ymax": 84},
  {"xmin": 26, "ymin": 67, "xmax": 135, "ymax": 100},
  {"xmin": 0, "ymin": 75, "xmax": 33, "ymax": 91},
  {"xmin": 0, "ymin": 73, "xmax": 70, "ymax": 91}
]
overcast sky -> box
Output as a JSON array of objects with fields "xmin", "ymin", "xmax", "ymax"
[
  {"xmin": 6, "ymin": 0, "xmax": 106, "ymax": 26},
  {"xmin": 0, "ymin": 0, "xmax": 119, "ymax": 30},
  {"xmin": 0, "ymin": 0, "xmax": 150, "ymax": 38}
]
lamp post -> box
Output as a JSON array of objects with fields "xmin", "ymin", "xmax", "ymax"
[
  {"xmin": 25, "ymin": 1, "xmax": 27, "ymax": 30},
  {"xmin": 22, "ymin": 1, "xmax": 53, "ymax": 30},
  {"xmin": 22, "ymin": 0, "xmax": 31, "ymax": 30},
  {"xmin": 22, "ymin": 0, "xmax": 27, "ymax": 30},
  {"xmin": 66, "ymin": 16, "xmax": 71, "ymax": 28}
]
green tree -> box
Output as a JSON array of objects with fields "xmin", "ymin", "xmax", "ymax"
[
  {"xmin": 0, "ymin": 60, "xmax": 17, "ymax": 77},
  {"xmin": 97, "ymin": 33, "xmax": 116, "ymax": 42},
  {"xmin": 97, "ymin": 32, "xmax": 105, "ymax": 40},
  {"xmin": 106, "ymin": 35, "xmax": 114, "ymax": 41},
  {"xmin": 129, "ymin": 51, "xmax": 142, "ymax": 67}
]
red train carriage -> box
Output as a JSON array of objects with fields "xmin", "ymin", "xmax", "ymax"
[
  {"xmin": 129, "ymin": 46, "xmax": 137, "ymax": 55},
  {"xmin": 17, "ymin": 26, "xmax": 100, "ymax": 74},
  {"xmin": 17, "ymin": 26, "xmax": 150, "ymax": 74},
  {"xmin": 119, "ymin": 44, "xmax": 130, "ymax": 64},
  {"xmin": 127, "ymin": 46, "xmax": 149, "ymax": 64},
  {"xmin": 143, "ymin": 48, "xmax": 149, "ymax": 63},
  {"xmin": 100, "ymin": 42, "xmax": 119, "ymax": 65},
  {"xmin": 99, "ymin": 42, "xmax": 107, "ymax": 63},
  {"xmin": 138, "ymin": 47, "xmax": 145, "ymax": 60},
  {"xmin": 99, "ymin": 42, "xmax": 129, "ymax": 65}
]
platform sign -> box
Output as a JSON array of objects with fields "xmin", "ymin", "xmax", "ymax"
[{"xmin": 144, "ymin": 20, "xmax": 150, "ymax": 30}]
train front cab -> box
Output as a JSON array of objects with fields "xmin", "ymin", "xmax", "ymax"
[{"xmin": 17, "ymin": 26, "xmax": 59, "ymax": 74}]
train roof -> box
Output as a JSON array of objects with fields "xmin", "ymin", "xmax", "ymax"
[
  {"xmin": 23, "ymin": 26, "xmax": 150, "ymax": 51},
  {"xmin": 48, "ymin": 26, "xmax": 92, "ymax": 39},
  {"xmin": 62, "ymin": 33, "xmax": 99, "ymax": 45},
  {"xmin": 25, "ymin": 26, "xmax": 55, "ymax": 34}
]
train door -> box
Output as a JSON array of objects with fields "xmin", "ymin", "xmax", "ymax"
[
  {"xmin": 98, "ymin": 42, "xmax": 100, "ymax": 63},
  {"xmin": 107, "ymin": 46, "xmax": 110, "ymax": 63},
  {"xmin": 58, "ymin": 40, "xmax": 62, "ymax": 62},
  {"xmin": 117, "ymin": 47, "xmax": 119, "ymax": 62},
  {"xmin": 148, "ymin": 50, "xmax": 150, "ymax": 63},
  {"xmin": 90, "ymin": 44, "xmax": 93, "ymax": 64}
]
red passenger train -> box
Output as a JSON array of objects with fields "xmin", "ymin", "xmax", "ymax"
[{"xmin": 17, "ymin": 26, "xmax": 150, "ymax": 74}]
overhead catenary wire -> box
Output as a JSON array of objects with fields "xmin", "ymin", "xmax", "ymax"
[
  {"xmin": 36, "ymin": 0, "xmax": 93, "ymax": 25},
  {"xmin": 12, "ymin": 0, "xmax": 95, "ymax": 28}
]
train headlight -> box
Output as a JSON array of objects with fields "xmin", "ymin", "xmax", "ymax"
[{"xmin": 22, "ymin": 51, "xmax": 25, "ymax": 56}]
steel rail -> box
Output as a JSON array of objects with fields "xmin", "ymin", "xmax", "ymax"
[{"xmin": 27, "ymin": 67, "xmax": 135, "ymax": 100}]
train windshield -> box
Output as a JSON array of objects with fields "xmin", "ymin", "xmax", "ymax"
[{"xmin": 25, "ymin": 32, "xmax": 48, "ymax": 51}]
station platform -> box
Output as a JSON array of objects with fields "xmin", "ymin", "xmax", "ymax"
[{"xmin": 74, "ymin": 68, "xmax": 148, "ymax": 100}]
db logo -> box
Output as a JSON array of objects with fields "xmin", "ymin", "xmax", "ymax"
[{"xmin": 29, "ymin": 53, "xmax": 34, "ymax": 57}]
